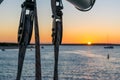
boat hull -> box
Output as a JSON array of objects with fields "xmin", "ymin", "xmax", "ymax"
[{"xmin": 104, "ymin": 46, "xmax": 114, "ymax": 49}]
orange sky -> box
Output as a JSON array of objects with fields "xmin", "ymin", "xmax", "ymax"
[{"xmin": 0, "ymin": 0, "xmax": 120, "ymax": 44}]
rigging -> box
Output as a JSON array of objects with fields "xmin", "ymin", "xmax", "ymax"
[
  {"xmin": 0, "ymin": 0, "xmax": 96, "ymax": 80},
  {"xmin": 16, "ymin": 0, "xmax": 41, "ymax": 80}
]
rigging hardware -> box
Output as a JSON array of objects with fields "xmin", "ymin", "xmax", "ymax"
[
  {"xmin": 16, "ymin": 0, "xmax": 41, "ymax": 80},
  {"xmin": 51, "ymin": 0, "xmax": 63, "ymax": 80},
  {"xmin": 0, "ymin": 0, "xmax": 96, "ymax": 80}
]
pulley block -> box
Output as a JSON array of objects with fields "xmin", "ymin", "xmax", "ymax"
[{"xmin": 18, "ymin": 13, "xmax": 33, "ymax": 45}]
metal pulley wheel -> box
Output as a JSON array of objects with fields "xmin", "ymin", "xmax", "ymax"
[{"xmin": 18, "ymin": 13, "xmax": 33, "ymax": 45}]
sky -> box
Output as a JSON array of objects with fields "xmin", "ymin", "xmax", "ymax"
[{"xmin": 0, "ymin": 0, "xmax": 120, "ymax": 44}]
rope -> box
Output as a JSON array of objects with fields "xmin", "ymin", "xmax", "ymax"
[
  {"xmin": 52, "ymin": 0, "xmax": 63, "ymax": 80},
  {"xmin": 54, "ymin": 42, "xmax": 59, "ymax": 80},
  {"xmin": 16, "ymin": 45, "xmax": 27, "ymax": 80},
  {"xmin": 34, "ymin": 0, "xmax": 41, "ymax": 80}
]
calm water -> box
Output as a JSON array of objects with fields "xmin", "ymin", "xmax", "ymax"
[{"xmin": 0, "ymin": 45, "xmax": 120, "ymax": 80}]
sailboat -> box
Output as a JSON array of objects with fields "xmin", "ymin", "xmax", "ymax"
[
  {"xmin": 104, "ymin": 35, "xmax": 114, "ymax": 49},
  {"xmin": 104, "ymin": 46, "xmax": 114, "ymax": 49}
]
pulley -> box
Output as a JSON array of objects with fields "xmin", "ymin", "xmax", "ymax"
[
  {"xmin": 18, "ymin": 14, "xmax": 33, "ymax": 45},
  {"xmin": 16, "ymin": 0, "xmax": 41, "ymax": 80},
  {"xmin": 18, "ymin": 1, "xmax": 34, "ymax": 45},
  {"xmin": 51, "ymin": 0, "xmax": 63, "ymax": 45}
]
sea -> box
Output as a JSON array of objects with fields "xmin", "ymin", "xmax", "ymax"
[{"xmin": 0, "ymin": 45, "xmax": 120, "ymax": 80}]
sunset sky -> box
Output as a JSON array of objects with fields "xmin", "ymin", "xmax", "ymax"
[{"xmin": 0, "ymin": 0, "xmax": 120, "ymax": 44}]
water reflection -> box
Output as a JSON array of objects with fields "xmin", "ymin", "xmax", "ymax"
[{"xmin": 0, "ymin": 46, "xmax": 120, "ymax": 80}]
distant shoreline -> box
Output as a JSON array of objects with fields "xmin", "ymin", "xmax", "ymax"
[
  {"xmin": 1, "ymin": 42, "xmax": 120, "ymax": 46},
  {"xmin": 1, "ymin": 43, "xmax": 120, "ymax": 50}
]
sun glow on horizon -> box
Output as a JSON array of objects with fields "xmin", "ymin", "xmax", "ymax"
[
  {"xmin": 1, "ymin": 1, "xmax": 120, "ymax": 44},
  {"xmin": 87, "ymin": 42, "xmax": 92, "ymax": 45}
]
